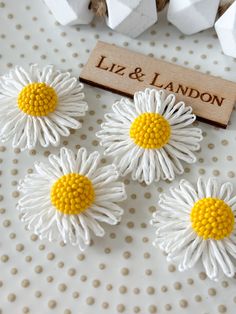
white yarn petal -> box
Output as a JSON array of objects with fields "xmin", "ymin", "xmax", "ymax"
[
  {"xmin": 0, "ymin": 64, "xmax": 88, "ymax": 150},
  {"xmin": 151, "ymin": 177, "xmax": 236, "ymax": 281},
  {"xmin": 17, "ymin": 147, "xmax": 127, "ymax": 250},
  {"xmin": 96, "ymin": 88, "xmax": 202, "ymax": 185}
]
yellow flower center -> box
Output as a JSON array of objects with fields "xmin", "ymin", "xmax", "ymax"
[
  {"xmin": 190, "ymin": 197, "xmax": 234, "ymax": 240},
  {"xmin": 50, "ymin": 173, "xmax": 95, "ymax": 215},
  {"xmin": 129, "ymin": 113, "xmax": 171, "ymax": 149},
  {"xmin": 17, "ymin": 82, "xmax": 58, "ymax": 116}
]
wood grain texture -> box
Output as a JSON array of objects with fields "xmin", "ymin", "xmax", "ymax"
[{"xmin": 80, "ymin": 41, "xmax": 236, "ymax": 128}]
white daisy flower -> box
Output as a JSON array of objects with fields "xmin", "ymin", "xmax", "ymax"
[
  {"xmin": 17, "ymin": 147, "xmax": 126, "ymax": 250},
  {"xmin": 96, "ymin": 88, "xmax": 202, "ymax": 185},
  {"xmin": 151, "ymin": 177, "xmax": 236, "ymax": 281},
  {"xmin": 0, "ymin": 64, "xmax": 88, "ymax": 150}
]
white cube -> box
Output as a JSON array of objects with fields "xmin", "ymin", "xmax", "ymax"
[
  {"xmin": 167, "ymin": 0, "xmax": 220, "ymax": 35},
  {"xmin": 215, "ymin": 1, "xmax": 236, "ymax": 58},
  {"xmin": 106, "ymin": 0, "xmax": 158, "ymax": 38},
  {"xmin": 44, "ymin": 0, "xmax": 94, "ymax": 26}
]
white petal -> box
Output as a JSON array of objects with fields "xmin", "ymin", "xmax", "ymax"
[
  {"xmin": 80, "ymin": 214, "xmax": 105, "ymax": 238},
  {"xmin": 179, "ymin": 237, "xmax": 205, "ymax": 270},
  {"xmin": 91, "ymin": 164, "xmax": 119, "ymax": 187},
  {"xmin": 205, "ymin": 178, "xmax": 219, "ymax": 198},
  {"xmin": 202, "ymin": 241, "xmax": 219, "ymax": 280},
  {"xmin": 166, "ymin": 140, "xmax": 197, "ymax": 163},
  {"xmin": 211, "ymin": 240, "xmax": 235, "ymax": 278},
  {"xmin": 197, "ymin": 177, "xmax": 206, "ymax": 199},
  {"xmin": 219, "ymin": 182, "xmax": 234, "ymax": 203}
]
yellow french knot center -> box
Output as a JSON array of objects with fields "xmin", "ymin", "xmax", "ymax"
[
  {"xmin": 50, "ymin": 173, "xmax": 95, "ymax": 215},
  {"xmin": 17, "ymin": 82, "xmax": 58, "ymax": 116},
  {"xmin": 129, "ymin": 113, "xmax": 171, "ymax": 149},
  {"xmin": 190, "ymin": 197, "xmax": 234, "ymax": 240}
]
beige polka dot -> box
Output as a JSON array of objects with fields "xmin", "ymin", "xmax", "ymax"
[
  {"xmin": 77, "ymin": 253, "xmax": 85, "ymax": 261},
  {"xmin": 106, "ymin": 284, "xmax": 113, "ymax": 291},
  {"xmin": 144, "ymin": 252, "xmax": 150, "ymax": 259},
  {"xmin": 218, "ymin": 305, "xmax": 227, "ymax": 313},
  {"xmin": 147, "ymin": 287, "xmax": 155, "ymax": 295},
  {"xmin": 168, "ymin": 264, "xmax": 176, "ymax": 272},
  {"xmin": 148, "ymin": 305, "xmax": 157, "ymax": 313},
  {"xmin": 208, "ymin": 288, "xmax": 217, "ymax": 296},
  {"xmin": 48, "ymin": 300, "xmax": 57, "ymax": 309},
  {"xmin": 99, "ymin": 263, "xmax": 106, "ymax": 270},
  {"xmin": 16, "ymin": 243, "xmax": 25, "ymax": 252},
  {"xmin": 102, "ymin": 302, "xmax": 109, "ymax": 309},
  {"xmin": 7, "ymin": 293, "xmax": 16, "ymax": 302},
  {"xmin": 195, "ymin": 295, "xmax": 202, "ymax": 302},
  {"xmin": 187, "ymin": 278, "xmax": 194, "ymax": 285},
  {"xmin": 10, "ymin": 267, "xmax": 18, "ymax": 275},
  {"xmin": 117, "ymin": 304, "xmax": 125, "ymax": 312},
  {"xmin": 1, "ymin": 255, "xmax": 9, "ymax": 262},
  {"xmin": 72, "ymin": 291, "xmax": 79, "ymax": 299},
  {"xmin": 47, "ymin": 252, "xmax": 55, "ymax": 260},
  {"xmin": 222, "ymin": 281, "xmax": 229, "ymax": 288},
  {"xmin": 86, "ymin": 297, "xmax": 95, "ymax": 305},
  {"xmin": 145, "ymin": 269, "xmax": 152, "ymax": 276},
  {"xmin": 199, "ymin": 272, "xmax": 207, "ymax": 280},
  {"xmin": 58, "ymin": 283, "xmax": 67, "ymax": 292},
  {"xmin": 134, "ymin": 306, "xmax": 141, "ymax": 313},
  {"xmin": 30, "ymin": 234, "xmax": 38, "ymax": 241},
  {"xmin": 38, "ymin": 244, "xmax": 45, "ymax": 251},
  {"xmin": 34, "ymin": 265, "xmax": 43, "ymax": 273},
  {"xmin": 35, "ymin": 291, "xmax": 42, "ymax": 298},
  {"xmin": 123, "ymin": 251, "xmax": 131, "ymax": 259},
  {"xmin": 68, "ymin": 268, "xmax": 76, "ymax": 276},
  {"xmin": 3, "ymin": 219, "xmax": 10, "ymax": 227},
  {"xmin": 174, "ymin": 282, "xmax": 182, "ymax": 290},
  {"xmin": 47, "ymin": 276, "xmax": 54, "ymax": 283},
  {"xmin": 25, "ymin": 256, "xmax": 32, "ymax": 263},
  {"xmin": 22, "ymin": 306, "xmax": 30, "ymax": 313},
  {"xmin": 165, "ymin": 304, "xmax": 172, "ymax": 311},
  {"xmin": 21, "ymin": 279, "xmax": 30, "ymax": 288},
  {"xmin": 121, "ymin": 268, "xmax": 129, "ymax": 276},
  {"xmin": 161, "ymin": 285, "xmax": 168, "ymax": 292},
  {"xmin": 92, "ymin": 280, "xmax": 100, "ymax": 288},
  {"xmin": 119, "ymin": 285, "xmax": 127, "ymax": 294},
  {"xmin": 179, "ymin": 299, "xmax": 188, "ymax": 308}
]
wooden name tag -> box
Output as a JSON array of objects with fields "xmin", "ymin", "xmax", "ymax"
[{"xmin": 80, "ymin": 41, "xmax": 236, "ymax": 128}]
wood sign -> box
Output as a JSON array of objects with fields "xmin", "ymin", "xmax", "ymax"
[{"xmin": 80, "ymin": 41, "xmax": 236, "ymax": 128}]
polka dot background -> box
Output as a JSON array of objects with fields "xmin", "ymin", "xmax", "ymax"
[{"xmin": 0, "ymin": 1, "xmax": 236, "ymax": 313}]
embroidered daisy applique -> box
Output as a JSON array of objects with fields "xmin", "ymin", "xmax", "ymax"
[
  {"xmin": 151, "ymin": 177, "xmax": 236, "ymax": 281},
  {"xmin": 96, "ymin": 88, "xmax": 202, "ymax": 185},
  {"xmin": 17, "ymin": 147, "xmax": 126, "ymax": 250},
  {"xmin": 0, "ymin": 64, "xmax": 88, "ymax": 150}
]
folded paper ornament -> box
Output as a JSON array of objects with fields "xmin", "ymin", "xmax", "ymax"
[
  {"xmin": 96, "ymin": 89, "xmax": 202, "ymax": 185},
  {"xmin": 17, "ymin": 147, "xmax": 126, "ymax": 250},
  {"xmin": 44, "ymin": 0, "xmax": 94, "ymax": 25},
  {"xmin": 0, "ymin": 64, "xmax": 87, "ymax": 150},
  {"xmin": 215, "ymin": 1, "xmax": 236, "ymax": 58},
  {"xmin": 167, "ymin": 0, "xmax": 220, "ymax": 35},
  {"xmin": 151, "ymin": 177, "xmax": 236, "ymax": 281},
  {"xmin": 106, "ymin": 0, "xmax": 158, "ymax": 38}
]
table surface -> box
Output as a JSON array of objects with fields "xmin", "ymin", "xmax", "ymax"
[{"xmin": 0, "ymin": 1, "xmax": 236, "ymax": 314}]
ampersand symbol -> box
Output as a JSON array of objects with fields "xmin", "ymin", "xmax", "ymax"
[{"xmin": 129, "ymin": 67, "xmax": 145, "ymax": 82}]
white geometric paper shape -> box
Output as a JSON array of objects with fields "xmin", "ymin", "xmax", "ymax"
[
  {"xmin": 44, "ymin": 0, "xmax": 94, "ymax": 26},
  {"xmin": 215, "ymin": 1, "xmax": 236, "ymax": 58},
  {"xmin": 167, "ymin": 0, "xmax": 220, "ymax": 35},
  {"xmin": 106, "ymin": 0, "xmax": 158, "ymax": 38}
]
